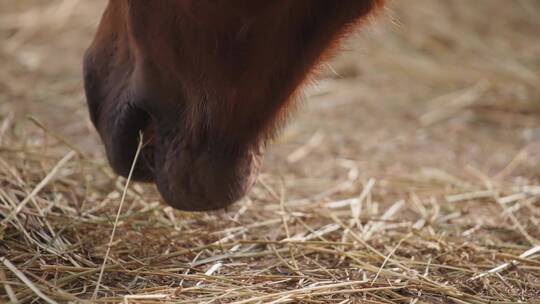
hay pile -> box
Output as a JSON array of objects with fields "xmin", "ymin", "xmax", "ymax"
[{"xmin": 1, "ymin": 0, "xmax": 539, "ymax": 303}]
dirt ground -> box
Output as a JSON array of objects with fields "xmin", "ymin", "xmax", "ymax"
[{"xmin": 1, "ymin": 1, "xmax": 539, "ymax": 303}]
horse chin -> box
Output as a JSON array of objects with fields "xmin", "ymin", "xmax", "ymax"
[{"xmin": 152, "ymin": 135, "xmax": 262, "ymax": 211}]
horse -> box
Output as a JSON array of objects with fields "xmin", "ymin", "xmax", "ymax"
[{"xmin": 83, "ymin": 0, "xmax": 384, "ymax": 211}]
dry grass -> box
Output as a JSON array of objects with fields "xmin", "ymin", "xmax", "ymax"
[{"xmin": 1, "ymin": 0, "xmax": 540, "ymax": 303}]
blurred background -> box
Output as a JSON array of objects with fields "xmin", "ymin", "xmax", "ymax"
[{"xmin": 1, "ymin": 1, "xmax": 539, "ymax": 301}]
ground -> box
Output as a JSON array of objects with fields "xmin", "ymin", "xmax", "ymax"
[{"xmin": 1, "ymin": 0, "xmax": 539, "ymax": 303}]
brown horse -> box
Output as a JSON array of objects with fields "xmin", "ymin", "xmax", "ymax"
[{"xmin": 83, "ymin": 0, "xmax": 383, "ymax": 211}]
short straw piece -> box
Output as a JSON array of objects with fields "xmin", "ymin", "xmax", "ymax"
[{"xmin": 1, "ymin": 257, "xmax": 58, "ymax": 304}]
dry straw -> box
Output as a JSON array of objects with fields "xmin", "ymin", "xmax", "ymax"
[{"xmin": 1, "ymin": 0, "xmax": 540, "ymax": 303}]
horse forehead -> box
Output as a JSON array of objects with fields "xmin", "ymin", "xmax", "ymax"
[
  {"xmin": 114, "ymin": 2, "xmax": 262, "ymax": 41},
  {"xmin": 109, "ymin": 2, "xmax": 287, "ymax": 62},
  {"xmin": 123, "ymin": 1, "xmax": 276, "ymax": 17}
]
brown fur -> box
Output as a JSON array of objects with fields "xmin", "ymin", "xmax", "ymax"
[{"xmin": 84, "ymin": 0, "xmax": 384, "ymax": 210}]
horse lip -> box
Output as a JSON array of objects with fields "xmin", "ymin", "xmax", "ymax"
[
  {"xmin": 99, "ymin": 102, "xmax": 156, "ymax": 182},
  {"xmin": 139, "ymin": 121, "xmax": 157, "ymax": 173}
]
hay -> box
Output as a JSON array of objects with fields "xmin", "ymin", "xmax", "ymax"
[{"xmin": 1, "ymin": 0, "xmax": 540, "ymax": 303}]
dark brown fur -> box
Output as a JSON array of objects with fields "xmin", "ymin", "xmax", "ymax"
[{"xmin": 84, "ymin": 0, "xmax": 383, "ymax": 210}]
